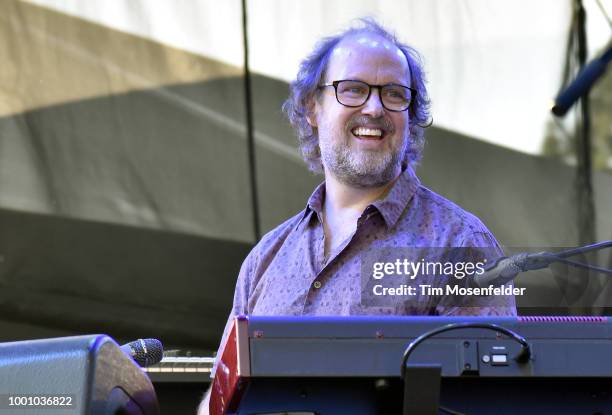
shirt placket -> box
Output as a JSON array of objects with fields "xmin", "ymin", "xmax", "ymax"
[{"xmin": 302, "ymin": 212, "xmax": 375, "ymax": 314}]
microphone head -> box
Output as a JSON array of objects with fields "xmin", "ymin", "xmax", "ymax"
[
  {"xmin": 126, "ymin": 338, "xmax": 163, "ymax": 367},
  {"xmin": 552, "ymin": 51, "xmax": 610, "ymax": 117}
]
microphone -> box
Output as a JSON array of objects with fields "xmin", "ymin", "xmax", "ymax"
[
  {"xmin": 471, "ymin": 241, "xmax": 612, "ymax": 288},
  {"xmin": 551, "ymin": 41, "xmax": 612, "ymax": 117},
  {"xmin": 471, "ymin": 252, "xmax": 553, "ymax": 288},
  {"xmin": 120, "ymin": 338, "xmax": 163, "ymax": 367}
]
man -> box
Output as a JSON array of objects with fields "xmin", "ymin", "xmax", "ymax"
[{"xmin": 199, "ymin": 19, "xmax": 515, "ymax": 413}]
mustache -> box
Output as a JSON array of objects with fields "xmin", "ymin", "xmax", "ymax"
[{"xmin": 346, "ymin": 116, "xmax": 395, "ymax": 134}]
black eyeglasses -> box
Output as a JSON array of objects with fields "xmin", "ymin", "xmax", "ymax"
[{"xmin": 318, "ymin": 80, "xmax": 415, "ymax": 112}]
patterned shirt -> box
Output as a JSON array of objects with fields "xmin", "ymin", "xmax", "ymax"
[{"xmin": 212, "ymin": 167, "xmax": 516, "ymax": 375}]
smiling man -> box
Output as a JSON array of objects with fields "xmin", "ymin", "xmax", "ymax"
[{"xmin": 199, "ymin": 18, "xmax": 515, "ymax": 414}]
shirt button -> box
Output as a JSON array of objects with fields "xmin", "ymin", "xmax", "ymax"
[{"xmin": 313, "ymin": 281, "xmax": 322, "ymax": 289}]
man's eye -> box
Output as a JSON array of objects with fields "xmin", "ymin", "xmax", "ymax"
[
  {"xmin": 385, "ymin": 89, "xmax": 406, "ymax": 99},
  {"xmin": 344, "ymin": 87, "xmax": 366, "ymax": 94}
]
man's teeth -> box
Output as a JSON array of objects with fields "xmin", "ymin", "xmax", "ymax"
[{"xmin": 352, "ymin": 127, "xmax": 383, "ymax": 137}]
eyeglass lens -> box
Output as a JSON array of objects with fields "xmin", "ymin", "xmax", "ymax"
[{"xmin": 336, "ymin": 80, "xmax": 411, "ymax": 111}]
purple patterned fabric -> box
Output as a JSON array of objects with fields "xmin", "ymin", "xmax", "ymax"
[{"xmin": 211, "ymin": 167, "xmax": 515, "ymax": 375}]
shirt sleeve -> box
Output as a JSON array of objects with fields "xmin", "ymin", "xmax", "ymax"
[
  {"xmin": 435, "ymin": 231, "xmax": 517, "ymax": 316},
  {"xmin": 209, "ymin": 248, "xmax": 256, "ymax": 378}
]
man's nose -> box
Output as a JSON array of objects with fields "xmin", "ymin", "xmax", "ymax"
[{"xmin": 361, "ymin": 88, "xmax": 384, "ymax": 117}]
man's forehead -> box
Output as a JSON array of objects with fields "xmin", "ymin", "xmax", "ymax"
[{"xmin": 331, "ymin": 33, "xmax": 405, "ymax": 60}]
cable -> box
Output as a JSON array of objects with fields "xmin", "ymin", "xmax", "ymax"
[
  {"xmin": 552, "ymin": 240, "xmax": 612, "ymax": 258},
  {"xmin": 529, "ymin": 241, "xmax": 612, "ymax": 274},
  {"xmin": 439, "ymin": 405, "xmax": 467, "ymax": 415},
  {"xmin": 401, "ymin": 323, "xmax": 531, "ymax": 415},
  {"xmin": 595, "ymin": 0, "xmax": 612, "ymax": 30},
  {"xmin": 400, "ymin": 322, "xmax": 531, "ymax": 380},
  {"xmin": 545, "ymin": 253, "xmax": 612, "ymax": 274}
]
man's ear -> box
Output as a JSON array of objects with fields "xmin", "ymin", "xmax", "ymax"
[{"xmin": 305, "ymin": 97, "xmax": 318, "ymax": 128}]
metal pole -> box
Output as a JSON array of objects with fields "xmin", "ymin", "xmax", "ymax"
[
  {"xmin": 575, "ymin": 0, "xmax": 596, "ymax": 246},
  {"xmin": 241, "ymin": 0, "xmax": 261, "ymax": 240}
]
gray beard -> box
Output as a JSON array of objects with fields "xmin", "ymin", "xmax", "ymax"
[{"xmin": 320, "ymin": 139, "xmax": 404, "ymax": 188}]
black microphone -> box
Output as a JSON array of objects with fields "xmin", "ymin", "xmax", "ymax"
[
  {"xmin": 471, "ymin": 252, "xmax": 553, "ymax": 288},
  {"xmin": 552, "ymin": 41, "xmax": 611, "ymax": 117},
  {"xmin": 471, "ymin": 241, "xmax": 612, "ymax": 288},
  {"xmin": 120, "ymin": 338, "xmax": 163, "ymax": 367}
]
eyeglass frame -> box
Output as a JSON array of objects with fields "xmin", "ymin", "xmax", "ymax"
[{"xmin": 318, "ymin": 80, "xmax": 416, "ymax": 112}]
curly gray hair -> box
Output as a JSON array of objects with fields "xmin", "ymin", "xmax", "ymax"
[{"xmin": 282, "ymin": 18, "xmax": 432, "ymax": 173}]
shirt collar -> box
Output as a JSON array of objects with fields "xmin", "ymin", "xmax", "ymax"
[
  {"xmin": 295, "ymin": 181, "xmax": 326, "ymax": 230},
  {"xmin": 296, "ymin": 167, "xmax": 420, "ymax": 230},
  {"xmin": 371, "ymin": 166, "xmax": 420, "ymax": 228},
  {"xmin": 306, "ymin": 181, "xmax": 326, "ymax": 215}
]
